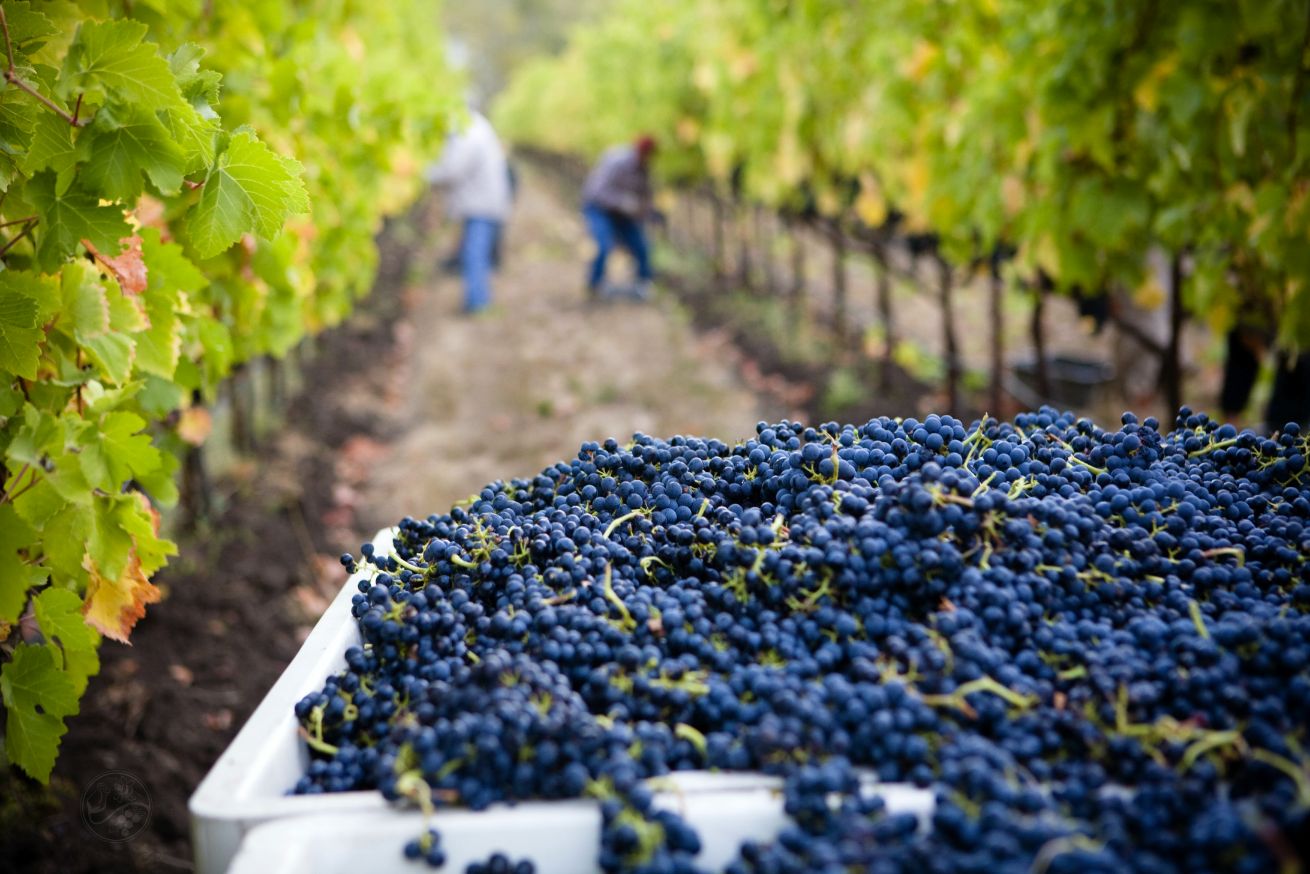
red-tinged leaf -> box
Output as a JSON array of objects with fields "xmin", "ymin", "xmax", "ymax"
[
  {"xmin": 81, "ymin": 552, "xmax": 160, "ymax": 644},
  {"xmin": 84, "ymin": 235, "xmax": 148, "ymax": 295}
]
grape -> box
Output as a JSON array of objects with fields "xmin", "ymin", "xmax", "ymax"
[{"xmin": 294, "ymin": 409, "xmax": 1310, "ymax": 873}]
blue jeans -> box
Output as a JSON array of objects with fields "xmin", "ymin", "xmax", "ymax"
[
  {"xmin": 460, "ymin": 218, "xmax": 500, "ymax": 312},
  {"xmin": 583, "ymin": 204, "xmax": 652, "ymax": 290}
]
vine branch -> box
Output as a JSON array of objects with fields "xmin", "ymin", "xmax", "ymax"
[
  {"xmin": 0, "ymin": 6, "xmax": 88, "ymax": 128},
  {"xmin": 0, "ymin": 218, "xmax": 37, "ymax": 257}
]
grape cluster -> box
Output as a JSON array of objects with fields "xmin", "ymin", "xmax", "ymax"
[{"xmin": 297, "ymin": 408, "xmax": 1310, "ymax": 872}]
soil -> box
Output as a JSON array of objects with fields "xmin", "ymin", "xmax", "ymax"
[{"xmin": 1, "ymin": 167, "xmax": 784, "ymax": 872}]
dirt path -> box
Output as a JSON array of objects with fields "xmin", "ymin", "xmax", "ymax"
[{"xmin": 356, "ymin": 166, "xmax": 772, "ymax": 533}]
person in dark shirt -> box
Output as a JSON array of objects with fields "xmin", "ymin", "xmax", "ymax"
[{"xmin": 581, "ymin": 135, "xmax": 657, "ymax": 301}]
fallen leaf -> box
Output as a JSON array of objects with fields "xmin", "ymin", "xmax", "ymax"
[
  {"xmin": 203, "ymin": 709, "xmax": 233, "ymax": 731},
  {"xmin": 169, "ymin": 664, "xmax": 194, "ymax": 686}
]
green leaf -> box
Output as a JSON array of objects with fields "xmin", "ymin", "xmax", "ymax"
[
  {"xmin": 135, "ymin": 285, "xmax": 181, "ymax": 378},
  {"xmin": 84, "ymin": 380, "xmax": 143, "ymax": 415},
  {"xmin": 188, "ymin": 131, "xmax": 309, "ymax": 258},
  {"xmin": 33, "ymin": 588, "xmax": 101, "ymax": 697},
  {"xmin": 113, "ymin": 494, "xmax": 175, "ymax": 574},
  {"xmin": 133, "ymin": 446, "xmax": 179, "ymax": 508},
  {"xmin": 43, "ymin": 503, "xmax": 89, "ymax": 586},
  {"xmin": 196, "ymin": 319, "xmax": 233, "ymax": 385},
  {"xmin": 0, "ymin": 504, "xmax": 44, "ymax": 624},
  {"xmin": 20, "ymin": 112, "xmax": 83, "ymax": 193},
  {"xmin": 1, "ymin": 643, "xmax": 79, "ymax": 783},
  {"xmin": 61, "ymin": 261, "xmax": 110, "ymax": 340},
  {"xmin": 169, "ymin": 43, "xmax": 222, "ymax": 111},
  {"xmin": 165, "ymin": 44, "xmax": 221, "ymax": 173},
  {"xmin": 77, "ymin": 412, "xmax": 161, "ymax": 492},
  {"xmin": 107, "ymin": 287, "xmax": 149, "ymax": 334},
  {"xmin": 5, "ymin": 405, "xmax": 60, "ymax": 468},
  {"xmin": 0, "ymin": 93, "xmax": 37, "ymax": 192},
  {"xmin": 46, "ymin": 452, "xmax": 92, "ymax": 506},
  {"xmin": 27, "ymin": 173, "xmax": 131, "ymax": 273},
  {"xmin": 80, "ymin": 330, "xmax": 135, "ymax": 386},
  {"xmin": 80, "ymin": 108, "xmax": 186, "ymax": 200},
  {"xmin": 59, "ymin": 20, "xmax": 186, "ymax": 113},
  {"xmin": 0, "ymin": 2, "xmax": 60, "ymax": 48},
  {"xmin": 12, "ymin": 477, "xmax": 66, "ymax": 529},
  {"xmin": 88, "ymin": 495, "xmax": 133, "ymax": 582},
  {"xmin": 141, "ymin": 228, "xmax": 206, "ymax": 293},
  {"xmin": 0, "ymin": 270, "xmax": 60, "ymax": 327},
  {"xmin": 0, "ymin": 291, "xmax": 41, "ymax": 379}
]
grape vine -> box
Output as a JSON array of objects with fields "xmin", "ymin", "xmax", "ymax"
[
  {"xmin": 495, "ymin": 0, "xmax": 1310, "ymax": 348},
  {"xmin": 0, "ymin": 0, "xmax": 454, "ymax": 782}
]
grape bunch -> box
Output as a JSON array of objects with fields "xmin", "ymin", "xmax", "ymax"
[{"xmin": 296, "ymin": 408, "xmax": 1310, "ymax": 873}]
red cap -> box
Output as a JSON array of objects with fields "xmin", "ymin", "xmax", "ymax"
[{"xmin": 635, "ymin": 135, "xmax": 657, "ymax": 158}]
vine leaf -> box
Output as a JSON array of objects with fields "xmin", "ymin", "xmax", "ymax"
[
  {"xmin": 96, "ymin": 235, "xmax": 149, "ymax": 295},
  {"xmin": 80, "ymin": 331, "xmax": 135, "ymax": 386},
  {"xmin": 165, "ymin": 43, "xmax": 221, "ymax": 173},
  {"xmin": 78, "ymin": 412, "xmax": 162, "ymax": 493},
  {"xmin": 134, "ymin": 230, "xmax": 201, "ymax": 378},
  {"xmin": 80, "ymin": 109, "xmax": 186, "ymax": 201},
  {"xmin": 81, "ymin": 493, "xmax": 174, "ymax": 640},
  {"xmin": 27, "ymin": 173, "xmax": 131, "ymax": 272},
  {"xmin": 187, "ymin": 130, "xmax": 309, "ymax": 259},
  {"xmin": 0, "ymin": 291, "xmax": 41, "ymax": 379},
  {"xmin": 32, "ymin": 588, "xmax": 100, "ymax": 697},
  {"xmin": 0, "ymin": 643, "xmax": 78, "ymax": 783},
  {"xmin": 58, "ymin": 19, "xmax": 187, "ymax": 113},
  {"xmin": 20, "ymin": 113, "xmax": 83, "ymax": 195},
  {"xmin": 0, "ymin": 504, "xmax": 47, "ymax": 624},
  {"xmin": 2, "ymin": 2, "xmax": 59, "ymax": 48},
  {"xmin": 82, "ymin": 549, "xmax": 160, "ymax": 645}
]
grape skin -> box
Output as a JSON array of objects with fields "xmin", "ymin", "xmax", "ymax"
[{"xmin": 304, "ymin": 408, "xmax": 1310, "ymax": 873}]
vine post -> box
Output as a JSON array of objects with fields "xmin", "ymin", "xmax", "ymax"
[
  {"xmin": 830, "ymin": 221, "xmax": 848, "ymax": 348},
  {"xmin": 939, "ymin": 255, "xmax": 960, "ymax": 413},
  {"xmin": 1160, "ymin": 252, "xmax": 1186, "ymax": 416},
  {"xmin": 989, "ymin": 257, "xmax": 1005, "ymax": 416},
  {"xmin": 873, "ymin": 239, "xmax": 895, "ymax": 393}
]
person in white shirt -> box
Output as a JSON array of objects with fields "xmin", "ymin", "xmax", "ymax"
[{"xmin": 426, "ymin": 111, "xmax": 512, "ymax": 314}]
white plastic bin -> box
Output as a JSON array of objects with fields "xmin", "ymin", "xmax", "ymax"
[
  {"xmin": 227, "ymin": 784, "xmax": 935, "ymax": 874},
  {"xmin": 191, "ymin": 528, "xmax": 935, "ymax": 873}
]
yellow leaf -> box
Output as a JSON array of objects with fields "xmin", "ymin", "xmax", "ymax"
[
  {"xmin": 727, "ymin": 47, "xmax": 757, "ymax": 82},
  {"xmin": 855, "ymin": 174, "xmax": 887, "ymax": 227},
  {"xmin": 1028, "ymin": 234, "xmax": 1060, "ymax": 278},
  {"xmin": 1225, "ymin": 184, "xmax": 1255, "ymax": 215},
  {"xmin": 176, "ymin": 407, "xmax": 212, "ymax": 446},
  {"xmin": 1134, "ymin": 276, "xmax": 1166, "ymax": 310},
  {"xmin": 82, "ymin": 552, "xmax": 160, "ymax": 645},
  {"xmin": 692, "ymin": 61, "xmax": 717, "ymax": 93},
  {"xmin": 1133, "ymin": 55, "xmax": 1178, "ymax": 113},
  {"xmin": 901, "ymin": 40, "xmax": 938, "ymax": 83},
  {"xmin": 1001, "ymin": 175, "xmax": 1025, "ymax": 217},
  {"xmin": 675, "ymin": 116, "xmax": 700, "ymax": 145}
]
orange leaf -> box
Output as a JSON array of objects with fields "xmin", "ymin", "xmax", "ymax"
[{"xmin": 82, "ymin": 552, "xmax": 161, "ymax": 644}]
